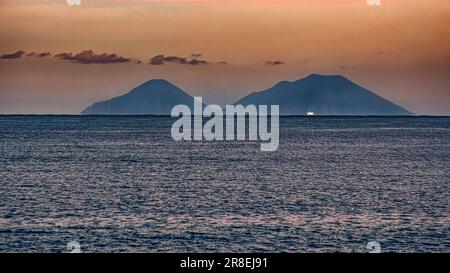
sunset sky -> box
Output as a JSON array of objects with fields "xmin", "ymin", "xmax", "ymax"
[{"xmin": 0, "ymin": 0, "xmax": 449, "ymax": 114}]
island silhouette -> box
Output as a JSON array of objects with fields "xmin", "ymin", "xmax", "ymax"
[{"xmin": 81, "ymin": 74, "xmax": 412, "ymax": 116}]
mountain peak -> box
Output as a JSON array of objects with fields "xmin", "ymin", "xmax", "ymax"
[
  {"xmin": 235, "ymin": 74, "xmax": 412, "ymax": 115},
  {"xmin": 140, "ymin": 78, "xmax": 175, "ymax": 88},
  {"xmin": 81, "ymin": 79, "xmax": 195, "ymax": 115},
  {"xmin": 145, "ymin": 78, "xmax": 171, "ymax": 84},
  {"xmin": 304, "ymin": 73, "xmax": 345, "ymax": 81}
]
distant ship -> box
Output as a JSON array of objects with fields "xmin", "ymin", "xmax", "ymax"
[{"xmin": 305, "ymin": 111, "xmax": 316, "ymax": 116}]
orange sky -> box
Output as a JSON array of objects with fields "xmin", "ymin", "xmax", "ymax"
[{"xmin": 0, "ymin": 0, "xmax": 449, "ymax": 114}]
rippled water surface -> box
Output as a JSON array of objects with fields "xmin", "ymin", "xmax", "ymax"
[{"xmin": 0, "ymin": 116, "xmax": 449, "ymax": 252}]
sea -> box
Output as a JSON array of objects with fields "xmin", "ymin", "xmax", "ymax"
[{"xmin": 0, "ymin": 115, "xmax": 449, "ymax": 252}]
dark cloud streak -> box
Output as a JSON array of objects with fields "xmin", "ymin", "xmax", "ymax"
[
  {"xmin": 26, "ymin": 52, "xmax": 51, "ymax": 58},
  {"xmin": 54, "ymin": 50, "xmax": 132, "ymax": 64},
  {"xmin": 149, "ymin": 54, "xmax": 209, "ymax": 65},
  {"xmin": 187, "ymin": 59, "xmax": 208, "ymax": 65},
  {"xmin": 265, "ymin": 60, "xmax": 284, "ymax": 66},
  {"xmin": 0, "ymin": 50, "xmax": 25, "ymax": 59}
]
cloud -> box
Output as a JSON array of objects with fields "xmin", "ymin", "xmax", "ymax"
[
  {"xmin": 54, "ymin": 52, "xmax": 73, "ymax": 59},
  {"xmin": 55, "ymin": 50, "xmax": 131, "ymax": 64},
  {"xmin": 149, "ymin": 54, "xmax": 187, "ymax": 65},
  {"xmin": 26, "ymin": 52, "xmax": 51, "ymax": 58},
  {"xmin": 37, "ymin": 52, "xmax": 51, "ymax": 58},
  {"xmin": 191, "ymin": 53, "xmax": 202, "ymax": 58},
  {"xmin": 0, "ymin": 50, "xmax": 25, "ymax": 59},
  {"xmin": 265, "ymin": 60, "xmax": 284, "ymax": 66},
  {"xmin": 187, "ymin": 59, "xmax": 208, "ymax": 65},
  {"xmin": 164, "ymin": 56, "xmax": 188, "ymax": 64},
  {"xmin": 149, "ymin": 54, "xmax": 208, "ymax": 65},
  {"xmin": 149, "ymin": 54, "xmax": 165, "ymax": 65}
]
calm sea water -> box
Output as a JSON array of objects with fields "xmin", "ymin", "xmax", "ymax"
[{"xmin": 0, "ymin": 116, "xmax": 449, "ymax": 253}]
